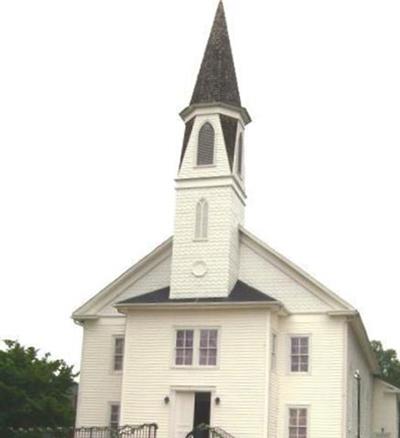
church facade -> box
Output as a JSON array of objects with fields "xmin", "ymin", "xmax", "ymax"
[{"xmin": 73, "ymin": 3, "xmax": 399, "ymax": 438}]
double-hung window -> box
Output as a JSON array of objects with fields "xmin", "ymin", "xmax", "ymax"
[
  {"xmin": 199, "ymin": 329, "xmax": 218, "ymax": 366},
  {"xmin": 174, "ymin": 328, "xmax": 218, "ymax": 367},
  {"xmin": 289, "ymin": 408, "xmax": 308, "ymax": 438},
  {"xmin": 175, "ymin": 329, "xmax": 194, "ymax": 366},
  {"xmin": 113, "ymin": 337, "xmax": 124, "ymax": 371},
  {"xmin": 290, "ymin": 336, "xmax": 309, "ymax": 373},
  {"xmin": 110, "ymin": 403, "xmax": 120, "ymax": 429}
]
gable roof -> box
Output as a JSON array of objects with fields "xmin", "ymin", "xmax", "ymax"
[
  {"xmin": 375, "ymin": 377, "xmax": 400, "ymax": 394},
  {"xmin": 72, "ymin": 227, "xmax": 358, "ymax": 319},
  {"xmin": 240, "ymin": 226, "xmax": 355, "ymax": 311},
  {"xmin": 117, "ymin": 280, "xmax": 276, "ymax": 305},
  {"xmin": 72, "ymin": 237, "xmax": 172, "ymax": 320}
]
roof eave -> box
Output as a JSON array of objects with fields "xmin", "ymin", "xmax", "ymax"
[
  {"xmin": 348, "ymin": 312, "xmax": 380, "ymax": 373},
  {"xmin": 71, "ymin": 236, "xmax": 173, "ymax": 319},
  {"xmin": 180, "ymin": 103, "xmax": 252, "ymax": 125},
  {"xmin": 115, "ymin": 300, "xmax": 285, "ymax": 313}
]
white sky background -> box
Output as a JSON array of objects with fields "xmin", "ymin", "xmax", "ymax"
[{"xmin": 0, "ymin": 0, "xmax": 399, "ymax": 372}]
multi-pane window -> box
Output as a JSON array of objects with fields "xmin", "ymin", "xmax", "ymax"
[
  {"xmin": 174, "ymin": 328, "xmax": 219, "ymax": 367},
  {"xmin": 113, "ymin": 337, "xmax": 124, "ymax": 371},
  {"xmin": 175, "ymin": 330, "xmax": 194, "ymax": 366},
  {"xmin": 290, "ymin": 336, "xmax": 309, "ymax": 372},
  {"xmin": 110, "ymin": 403, "xmax": 120, "ymax": 429},
  {"xmin": 289, "ymin": 408, "xmax": 307, "ymax": 438},
  {"xmin": 199, "ymin": 329, "xmax": 218, "ymax": 366},
  {"xmin": 197, "ymin": 122, "xmax": 215, "ymax": 166},
  {"xmin": 195, "ymin": 199, "xmax": 208, "ymax": 240}
]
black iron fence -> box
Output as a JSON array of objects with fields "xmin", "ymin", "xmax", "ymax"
[
  {"xmin": 185, "ymin": 424, "xmax": 235, "ymax": 438},
  {"xmin": 1, "ymin": 424, "xmax": 158, "ymax": 438}
]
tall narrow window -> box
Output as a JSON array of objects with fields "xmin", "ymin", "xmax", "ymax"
[
  {"xmin": 289, "ymin": 408, "xmax": 308, "ymax": 438},
  {"xmin": 290, "ymin": 336, "xmax": 309, "ymax": 372},
  {"xmin": 237, "ymin": 133, "xmax": 244, "ymax": 176},
  {"xmin": 110, "ymin": 403, "xmax": 120, "ymax": 429},
  {"xmin": 197, "ymin": 122, "xmax": 215, "ymax": 166},
  {"xmin": 199, "ymin": 329, "xmax": 218, "ymax": 366},
  {"xmin": 195, "ymin": 199, "xmax": 208, "ymax": 240},
  {"xmin": 113, "ymin": 337, "xmax": 124, "ymax": 371},
  {"xmin": 175, "ymin": 329, "xmax": 194, "ymax": 366}
]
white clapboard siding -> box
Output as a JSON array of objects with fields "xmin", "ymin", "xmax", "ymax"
[
  {"xmin": 75, "ymin": 317, "xmax": 126, "ymax": 427},
  {"xmin": 121, "ymin": 308, "xmax": 271, "ymax": 438},
  {"xmin": 276, "ymin": 314, "xmax": 346, "ymax": 438},
  {"xmin": 373, "ymin": 379, "xmax": 399, "ymax": 437},
  {"xmin": 239, "ymin": 242, "xmax": 334, "ymax": 313}
]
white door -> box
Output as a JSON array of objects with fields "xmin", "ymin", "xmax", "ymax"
[{"xmin": 174, "ymin": 392, "xmax": 195, "ymax": 438}]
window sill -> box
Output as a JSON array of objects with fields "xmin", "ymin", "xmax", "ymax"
[
  {"xmin": 171, "ymin": 365, "xmax": 219, "ymax": 371},
  {"xmin": 193, "ymin": 238, "xmax": 208, "ymax": 243},
  {"xmin": 288, "ymin": 371, "xmax": 311, "ymax": 376},
  {"xmin": 193, "ymin": 164, "xmax": 216, "ymax": 169}
]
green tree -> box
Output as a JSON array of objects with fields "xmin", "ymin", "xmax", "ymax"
[
  {"xmin": 0, "ymin": 340, "xmax": 78, "ymax": 429},
  {"xmin": 371, "ymin": 340, "xmax": 400, "ymax": 388}
]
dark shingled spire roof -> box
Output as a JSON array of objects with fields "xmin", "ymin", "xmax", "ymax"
[{"xmin": 190, "ymin": 1, "xmax": 241, "ymax": 107}]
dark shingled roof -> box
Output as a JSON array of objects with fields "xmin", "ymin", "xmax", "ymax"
[
  {"xmin": 190, "ymin": 1, "xmax": 241, "ymax": 107},
  {"xmin": 117, "ymin": 280, "xmax": 276, "ymax": 305}
]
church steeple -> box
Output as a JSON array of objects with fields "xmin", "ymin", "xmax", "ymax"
[
  {"xmin": 170, "ymin": 2, "xmax": 249, "ymax": 300},
  {"xmin": 191, "ymin": 1, "xmax": 241, "ymax": 108}
]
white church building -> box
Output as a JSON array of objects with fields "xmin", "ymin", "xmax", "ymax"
[{"xmin": 73, "ymin": 2, "xmax": 400, "ymax": 438}]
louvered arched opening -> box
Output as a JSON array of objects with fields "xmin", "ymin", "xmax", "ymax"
[{"xmin": 197, "ymin": 123, "xmax": 215, "ymax": 166}]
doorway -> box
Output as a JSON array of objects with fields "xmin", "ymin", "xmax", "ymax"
[
  {"xmin": 173, "ymin": 391, "xmax": 212, "ymax": 438},
  {"xmin": 194, "ymin": 392, "xmax": 211, "ymax": 428}
]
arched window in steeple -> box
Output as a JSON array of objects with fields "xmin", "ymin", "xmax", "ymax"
[
  {"xmin": 195, "ymin": 199, "xmax": 208, "ymax": 240},
  {"xmin": 197, "ymin": 123, "xmax": 215, "ymax": 166},
  {"xmin": 237, "ymin": 133, "xmax": 244, "ymax": 177}
]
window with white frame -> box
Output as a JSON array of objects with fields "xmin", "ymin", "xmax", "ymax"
[
  {"xmin": 110, "ymin": 403, "xmax": 120, "ymax": 429},
  {"xmin": 288, "ymin": 407, "xmax": 307, "ymax": 438},
  {"xmin": 290, "ymin": 336, "xmax": 309, "ymax": 373},
  {"xmin": 175, "ymin": 328, "xmax": 219, "ymax": 367},
  {"xmin": 199, "ymin": 329, "xmax": 218, "ymax": 366},
  {"xmin": 175, "ymin": 329, "xmax": 194, "ymax": 366},
  {"xmin": 195, "ymin": 199, "xmax": 208, "ymax": 240},
  {"xmin": 197, "ymin": 122, "xmax": 215, "ymax": 166},
  {"xmin": 113, "ymin": 337, "xmax": 124, "ymax": 371}
]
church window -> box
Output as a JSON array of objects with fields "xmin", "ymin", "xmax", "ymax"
[
  {"xmin": 175, "ymin": 329, "xmax": 194, "ymax": 366},
  {"xmin": 113, "ymin": 336, "xmax": 124, "ymax": 371},
  {"xmin": 197, "ymin": 122, "xmax": 215, "ymax": 166},
  {"xmin": 109, "ymin": 403, "xmax": 120, "ymax": 429},
  {"xmin": 237, "ymin": 133, "xmax": 244, "ymax": 176},
  {"xmin": 174, "ymin": 328, "xmax": 219, "ymax": 367},
  {"xmin": 195, "ymin": 199, "xmax": 208, "ymax": 240},
  {"xmin": 290, "ymin": 336, "xmax": 309, "ymax": 373},
  {"xmin": 199, "ymin": 329, "xmax": 218, "ymax": 366},
  {"xmin": 288, "ymin": 407, "xmax": 308, "ymax": 438}
]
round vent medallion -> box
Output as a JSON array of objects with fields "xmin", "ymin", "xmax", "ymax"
[{"xmin": 192, "ymin": 261, "xmax": 208, "ymax": 278}]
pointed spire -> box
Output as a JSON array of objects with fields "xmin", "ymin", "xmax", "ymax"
[{"xmin": 190, "ymin": 1, "xmax": 241, "ymax": 108}]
